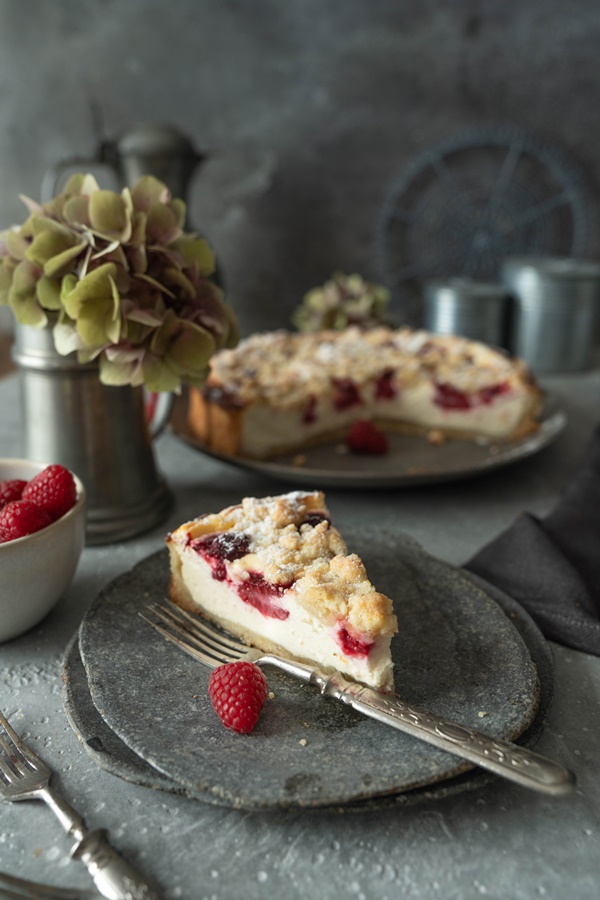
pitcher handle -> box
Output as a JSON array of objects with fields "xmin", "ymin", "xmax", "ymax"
[{"xmin": 144, "ymin": 390, "xmax": 173, "ymax": 439}]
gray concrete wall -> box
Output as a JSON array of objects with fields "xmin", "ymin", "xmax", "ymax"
[{"xmin": 1, "ymin": 0, "xmax": 600, "ymax": 335}]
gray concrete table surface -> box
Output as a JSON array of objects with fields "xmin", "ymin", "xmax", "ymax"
[{"xmin": 0, "ymin": 369, "xmax": 599, "ymax": 900}]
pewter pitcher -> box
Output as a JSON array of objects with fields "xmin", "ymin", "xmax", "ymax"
[
  {"xmin": 13, "ymin": 323, "xmax": 172, "ymax": 545},
  {"xmin": 42, "ymin": 124, "xmax": 205, "ymax": 207}
]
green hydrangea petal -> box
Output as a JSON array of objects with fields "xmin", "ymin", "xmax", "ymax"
[
  {"xmin": 53, "ymin": 318, "xmax": 85, "ymax": 355},
  {"xmin": 163, "ymin": 267, "xmax": 196, "ymax": 298},
  {"xmin": 131, "ymin": 176, "xmax": 170, "ymax": 211},
  {"xmin": 62, "ymin": 263, "xmax": 118, "ymax": 319},
  {"xmin": 146, "ymin": 203, "xmax": 180, "ymax": 245},
  {"xmin": 172, "ymin": 236, "xmax": 215, "ymax": 275},
  {"xmin": 89, "ymin": 191, "xmax": 132, "ymax": 242},
  {"xmin": 166, "ymin": 322, "xmax": 216, "ymax": 377},
  {"xmin": 141, "ymin": 354, "xmax": 182, "ymax": 393},
  {"xmin": 63, "ymin": 173, "xmax": 100, "ymax": 196},
  {"xmin": 63, "ymin": 195, "xmax": 90, "ymax": 227},
  {"xmin": 98, "ymin": 356, "xmax": 137, "ymax": 387},
  {"xmin": 36, "ymin": 276, "xmax": 62, "ymax": 310},
  {"xmin": 5, "ymin": 229, "xmax": 29, "ymax": 260},
  {"xmin": 171, "ymin": 198, "xmax": 187, "ymax": 229},
  {"xmin": 43, "ymin": 242, "xmax": 86, "ymax": 278},
  {"xmin": 76, "ymin": 299, "xmax": 121, "ymax": 348},
  {"xmin": 0, "ymin": 260, "xmax": 15, "ymax": 305}
]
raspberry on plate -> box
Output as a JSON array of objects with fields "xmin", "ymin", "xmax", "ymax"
[
  {"xmin": 0, "ymin": 500, "xmax": 52, "ymax": 541},
  {"xmin": 0, "ymin": 479, "xmax": 27, "ymax": 510},
  {"xmin": 22, "ymin": 464, "xmax": 77, "ymax": 523},
  {"xmin": 346, "ymin": 420, "xmax": 389, "ymax": 454},
  {"xmin": 208, "ymin": 661, "xmax": 269, "ymax": 734}
]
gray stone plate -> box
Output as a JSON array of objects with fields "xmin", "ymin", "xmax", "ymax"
[
  {"xmin": 77, "ymin": 531, "xmax": 543, "ymax": 810},
  {"xmin": 170, "ymin": 393, "xmax": 566, "ymax": 488},
  {"xmin": 63, "ymin": 567, "xmax": 553, "ymax": 813}
]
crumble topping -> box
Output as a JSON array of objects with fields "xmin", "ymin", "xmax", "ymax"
[
  {"xmin": 205, "ymin": 327, "xmax": 533, "ymax": 410},
  {"xmin": 170, "ymin": 490, "xmax": 398, "ymax": 637}
]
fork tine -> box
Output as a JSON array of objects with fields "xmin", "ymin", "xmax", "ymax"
[
  {"xmin": 0, "ymin": 738, "xmax": 19, "ymax": 783},
  {"xmin": 150, "ymin": 603, "xmax": 248, "ymax": 659},
  {"xmin": 0, "ymin": 712, "xmax": 40, "ymax": 769},
  {"xmin": 155, "ymin": 603, "xmax": 248, "ymax": 655},
  {"xmin": 141, "ymin": 601, "xmax": 251, "ymax": 669},
  {"xmin": 140, "ymin": 614, "xmax": 225, "ymax": 668},
  {"xmin": 0, "ymin": 728, "xmax": 38, "ymax": 785}
]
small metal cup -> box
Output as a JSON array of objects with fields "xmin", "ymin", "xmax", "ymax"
[
  {"xmin": 423, "ymin": 278, "xmax": 508, "ymax": 347},
  {"xmin": 502, "ymin": 257, "xmax": 600, "ymax": 372}
]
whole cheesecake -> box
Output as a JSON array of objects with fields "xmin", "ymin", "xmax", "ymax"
[
  {"xmin": 187, "ymin": 327, "xmax": 541, "ymax": 459},
  {"xmin": 167, "ymin": 490, "xmax": 398, "ymax": 692}
]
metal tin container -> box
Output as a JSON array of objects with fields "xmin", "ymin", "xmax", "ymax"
[
  {"xmin": 423, "ymin": 278, "xmax": 508, "ymax": 347},
  {"xmin": 502, "ymin": 257, "xmax": 600, "ymax": 372}
]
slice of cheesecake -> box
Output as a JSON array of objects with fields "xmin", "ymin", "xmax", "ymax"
[{"xmin": 166, "ymin": 491, "xmax": 398, "ymax": 692}]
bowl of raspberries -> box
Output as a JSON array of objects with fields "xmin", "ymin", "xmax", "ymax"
[{"xmin": 0, "ymin": 459, "xmax": 86, "ymax": 642}]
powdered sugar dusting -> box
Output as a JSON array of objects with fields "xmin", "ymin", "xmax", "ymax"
[
  {"xmin": 171, "ymin": 491, "xmax": 397, "ymax": 637},
  {"xmin": 207, "ymin": 326, "xmax": 532, "ymax": 409}
]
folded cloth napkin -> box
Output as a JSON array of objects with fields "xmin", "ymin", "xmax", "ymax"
[{"xmin": 465, "ymin": 423, "xmax": 600, "ymax": 656}]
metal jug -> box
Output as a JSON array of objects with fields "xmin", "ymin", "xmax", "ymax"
[
  {"xmin": 42, "ymin": 123, "xmax": 206, "ymax": 213},
  {"xmin": 13, "ymin": 322, "xmax": 173, "ymax": 545}
]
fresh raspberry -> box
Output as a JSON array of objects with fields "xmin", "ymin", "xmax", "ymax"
[
  {"xmin": 207, "ymin": 661, "xmax": 269, "ymax": 734},
  {"xmin": 0, "ymin": 479, "xmax": 27, "ymax": 510},
  {"xmin": 0, "ymin": 525, "xmax": 13, "ymax": 543},
  {"xmin": 0, "ymin": 500, "xmax": 52, "ymax": 540},
  {"xmin": 346, "ymin": 420, "xmax": 389, "ymax": 454},
  {"xmin": 22, "ymin": 464, "xmax": 77, "ymax": 523}
]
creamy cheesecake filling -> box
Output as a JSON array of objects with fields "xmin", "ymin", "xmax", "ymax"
[
  {"xmin": 173, "ymin": 546, "xmax": 395, "ymax": 690},
  {"xmin": 240, "ymin": 377, "xmax": 533, "ymax": 457}
]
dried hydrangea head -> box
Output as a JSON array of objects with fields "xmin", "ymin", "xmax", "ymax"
[
  {"xmin": 0, "ymin": 174, "xmax": 238, "ymax": 392},
  {"xmin": 292, "ymin": 272, "xmax": 391, "ymax": 333}
]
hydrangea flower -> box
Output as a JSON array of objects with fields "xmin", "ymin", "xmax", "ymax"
[
  {"xmin": 0, "ymin": 174, "xmax": 238, "ymax": 392},
  {"xmin": 292, "ymin": 272, "xmax": 391, "ymax": 333}
]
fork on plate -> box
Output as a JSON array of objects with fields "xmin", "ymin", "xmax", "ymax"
[
  {"xmin": 0, "ymin": 711, "xmax": 163, "ymax": 900},
  {"xmin": 141, "ymin": 600, "xmax": 576, "ymax": 796}
]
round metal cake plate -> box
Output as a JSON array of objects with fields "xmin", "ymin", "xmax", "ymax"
[
  {"xmin": 62, "ymin": 565, "xmax": 553, "ymax": 813},
  {"xmin": 75, "ymin": 530, "xmax": 545, "ymax": 811},
  {"xmin": 169, "ymin": 393, "xmax": 566, "ymax": 490}
]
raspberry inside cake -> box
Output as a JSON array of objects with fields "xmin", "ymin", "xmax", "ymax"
[
  {"xmin": 167, "ymin": 491, "xmax": 398, "ymax": 692},
  {"xmin": 187, "ymin": 326, "xmax": 541, "ymax": 459}
]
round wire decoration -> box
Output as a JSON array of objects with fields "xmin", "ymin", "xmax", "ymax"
[{"xmin": 375, "ymin": 127, "xmax": 592, "ymax": 324}]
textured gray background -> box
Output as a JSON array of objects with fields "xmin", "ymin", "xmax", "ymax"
[{"xmin": 1, "ymin": 0, "xmax": 600, "ymax": 336}]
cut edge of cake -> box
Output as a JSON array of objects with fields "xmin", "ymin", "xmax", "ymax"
[{"xmin": 186, "ymin": 327, "xmax": 542, "ymax": 460}]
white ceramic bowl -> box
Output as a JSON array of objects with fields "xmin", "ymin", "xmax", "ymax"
[{"xmin": 0, "ymin": 459, "xmax": 86, "ymax": 642}]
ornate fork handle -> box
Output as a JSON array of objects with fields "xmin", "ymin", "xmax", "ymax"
[
  {"xmin": 259, "ymin": 657, "xmax": 574, "ymax": 795},
  {"xmin": 318, "ymin": 671, "xmax": 575, "ymax": 795},
  {"xmin": 39, "ymin": 786, "xmax": 162, "ymax": 900},
  {"xmin": 71, "ymin": 829, "xmax": 162, "ymax": 900}
]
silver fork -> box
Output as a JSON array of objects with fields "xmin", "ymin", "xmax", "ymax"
[
  {"xmin": 0, "ymin": 712, "xmax": 164, "ymax": 900},
  {"xmin": 0, "ymin": 870, "xmax": 103, "ymax": 899},
  {"xmin": 141, "ymin": 600, "xmax": 576, "ymax": 797}
]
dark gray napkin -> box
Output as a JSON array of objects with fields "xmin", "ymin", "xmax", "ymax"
[{"xmin": 465, "ymin": 423, "xmax": 600, "ymax": 656}]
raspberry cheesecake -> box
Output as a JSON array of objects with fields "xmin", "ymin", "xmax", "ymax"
[
  {"xmin": 167, "ymin": 491, "xmax": 398, "ymax": 692},
  {"xmin": 187, "ymin": 327, "xmax": 541, "ymax": 459}
]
